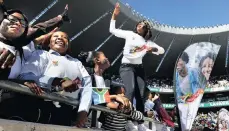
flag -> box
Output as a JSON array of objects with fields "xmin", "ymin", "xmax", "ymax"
[{"xmin": 92, "ymin": 87, "xmax": 110, "ymax": 105}]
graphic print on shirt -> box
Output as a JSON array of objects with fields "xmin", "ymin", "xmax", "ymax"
[
  {"xmin": 52, "ymin": 60, "xmax": 59, "ymax": 66},
  {"xmin": 129, "ymin": 45, "xmax": 147, "ymax": 54}
]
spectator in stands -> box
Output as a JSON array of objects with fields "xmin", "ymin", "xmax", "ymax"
[
  {"xmin": 99, "ymin": 86, "xmax": 144, "ymax": 131},
  {"xmin": 78, "ymin": 51, "xmax": 134, "ymax": 128},
  {"xmin": 0, "ymin": 1, "xmax": 28, "ymax": 79},
  {"xmin": 0, "ymin": 1, "xmax": 70, "ymax": 80},
  {"xmin": 176, "ymin": 52, "xmax": 203, "ymax": 103},
  {"xmin": 110, "ymin": 3, "xmax": 164, "ymax": 115},
  {"xmin": 144, "ymin": 92, "xmax": 159, "ymax": 120},
  {"xmin": 78, "ymin": 51, "xmax": 130, "ymax": 105},
  {"xmin": 153, "ymin": 97, "xmax": 174, "ymax": 127},
  {"xmin": 199, "ymin": 53, "xmax": 216, "ymax": 81},
  {"xmin": 18, "ymin": 31, "xmax": 92, "ymax": 127},
  {"xmin": 78, "ymin": 51, "xmax": 110, "ymax": 85},
  {"xmin": 0, "ymin": 1, "xmax": 71, "ymax": 108}
]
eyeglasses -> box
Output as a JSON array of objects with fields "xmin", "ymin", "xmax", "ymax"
[{"xmin": 6, "ymin": 14, "xmax": 27, "ymax": 28}]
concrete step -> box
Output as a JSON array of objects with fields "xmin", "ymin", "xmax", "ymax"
[{"xmin": 0, "ymin": 119, "xmax": 102, "ymax": 131}]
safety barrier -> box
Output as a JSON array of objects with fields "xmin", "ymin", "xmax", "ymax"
[{"xmin": 0, "ymin": 80, "xmax": 167, "ymax": 130}]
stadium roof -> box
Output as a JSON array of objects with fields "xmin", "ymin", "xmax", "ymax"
[{"xmin": 6, "ymin": 0, "xmax": 229, "ymax": 78}]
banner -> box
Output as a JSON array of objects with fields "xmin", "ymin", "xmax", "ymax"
[
  {"xmin": 174, "ymin": 42, "xmax": 220, "ymax": 130},
  {"xmin": 163, "ymin": 100, "xmax": 229, "ymax": 109},
  {"xmin": 218, "ymin": 108, "xmax": 229, "ymax": 131},
  {"xmin": 149, "ymin": 86, "xmax": 229, "ymax": 93}
]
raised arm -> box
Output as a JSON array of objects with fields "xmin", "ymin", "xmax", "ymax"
[
  {"xmin": 33, "ymin": 27, "xmax": 58, "ymax": 45},
  {"xmin": 110, "ymin": 3, "xmax": 131, "ymax": 39},
  {"xmin": 0, "ymin": 0, "xmax": 7, "ymax": 21},
  {"xmin": 26, "ymin": 5, "xmax": 70, "ymax": 45}
]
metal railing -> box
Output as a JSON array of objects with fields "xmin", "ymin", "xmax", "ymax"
[{"xmin": 0, "ymin": 80, "xmax": 166, "ymax": 128}]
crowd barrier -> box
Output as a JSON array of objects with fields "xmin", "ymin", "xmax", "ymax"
[{"xmin": 0, "ymin": 80, "xmax": 171, "ymax": 130}]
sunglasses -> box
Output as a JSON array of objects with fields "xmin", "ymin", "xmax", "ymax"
[{"xmin": 6, "ymin": 14, "xmax": 27, "ymax": 28}]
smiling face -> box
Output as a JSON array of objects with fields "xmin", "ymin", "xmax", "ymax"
[
  {"xmin": 201, "ymin": 57, "xmax": 214, "ymax": 80},
  {"xmin": 49, "ymin": 31, "xmax": 69, "ymax": 55},
  {"xmin": 0, "ymin": 12, "xmax": 26, "ymax": 39}
]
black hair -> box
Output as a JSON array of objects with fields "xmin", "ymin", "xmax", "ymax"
[
  {"xmin": 109, "ymin": 86, "xmax": 122, "ymax": 95},
  {"xmin": 43, "ymin": 31, "xmax": 70, "ymax": 47},
  {"xmin": 134, "ymin": 20, "xmax": 152, "ymax": 41},
  {"xmin": 180, "ymin": 52, "xmax": 189, "ymax": 64},
  {"xmin": 150, "ymin": 92, "xmax": 159, "ymax": 98},
  {"xmin": 77, "ymin": 51, "xmax": 103, "ymax": 68},
  {"xmin": 1, "ymin": 9, "xmax": 29, "ymax": 59},
  {"xmin": 199, "ymin": 53, "xmax": 216, "ymax": 67},
  {"xmin": 42, "ymin": 31, "xmax": 71, "ymax": 55}
]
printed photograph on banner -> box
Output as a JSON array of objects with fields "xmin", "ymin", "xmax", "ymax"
[
  {"xmin": 218, "ymin": 108, "xmax": 229, "ymax": 131},
  {"xmin": 174, "ymin": 42, "xmax": 220, "ymax": 130},
  {"xmin": 175, "ymin": 42, "xmax": 220, "ymax": 103}
]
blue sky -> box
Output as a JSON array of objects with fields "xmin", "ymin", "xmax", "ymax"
[{"xmin": 121, "ymin": 0, "xmax": 229, "ymax": 27}]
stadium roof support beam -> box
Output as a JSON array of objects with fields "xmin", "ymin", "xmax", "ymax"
[
  {"xmin": 225, "ymin": 33, "xmax": 229, "ymax": 68},
  {"xmin": 155, "ymin": 35, "xmax": 194, "ymax": 73},
  {"xmin": 152, "ymin": 32, "xmax": 161, "ymax": 42},
  {"xmin": 208, "ymin": 34, "xmax": 212, "ymax": 42},
  {"xmin": 155, "ymin": 36, "xmax": 176, "ymax": 72},
  {"xmin": 70, "ymin": 10, "xmax": 111, "ymax": 42},
  {"xmin": 94, "ymin": 19, "xmax": 129, "ymax": 51},
  {"xmin": 111, "ymin": 51, "xmax": 123, "ymax": 66},
  {"xmin": 29, "ymin": 0, "xmax": 58, "ymax": 25}
]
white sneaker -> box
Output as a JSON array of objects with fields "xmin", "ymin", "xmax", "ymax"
[
  {"xmin": 126, "ymin": 121, "xmax": 138, "ymax": 131},
  {"xmin": 138, "ymin": 124, "xmax": 152, "ymax": 131}
]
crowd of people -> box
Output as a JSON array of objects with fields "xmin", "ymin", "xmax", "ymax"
[
  {"xmin": 207, "ymin": 75, "xmax": 229, "ymax": 88},
  {"xmin": 146, "ymin": 78, "xmax": 173, "ymax": 89},
  {"xmin": 145, "ymin": 76, "xmax": 229, "ymax": 90},
  {"xmin": 0, "ymin": 1, "xmax": 175, "ymax": 131},
  {"xmin": 192, "ymin": 112, "xmax": 218, "ymax": 130}
]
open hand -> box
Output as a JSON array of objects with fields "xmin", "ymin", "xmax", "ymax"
[
  {"xmin": 113, "ymin": 3, "xmax": 120, "ymax": 16},
  {"xmin": 0, "ymin": 48, "xmax": 16, "ymax": 69},
  {"xmin": 61, "ymin": 79, "xmax": 78, "ymax": 92},
  {"xmin": 75, "ymin": 111, "xmax": 88, "ymax": 127},
  {"xmin": 147, "ymin": 111, "xmax": 154, "ymax": 118},
  {"xmin": 24, "ymin": 81, "xmax": 43, "ymax": 95},
  {"xmin": 60, "ymin": 4, "xmax": 71, "ymax": 22}
]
